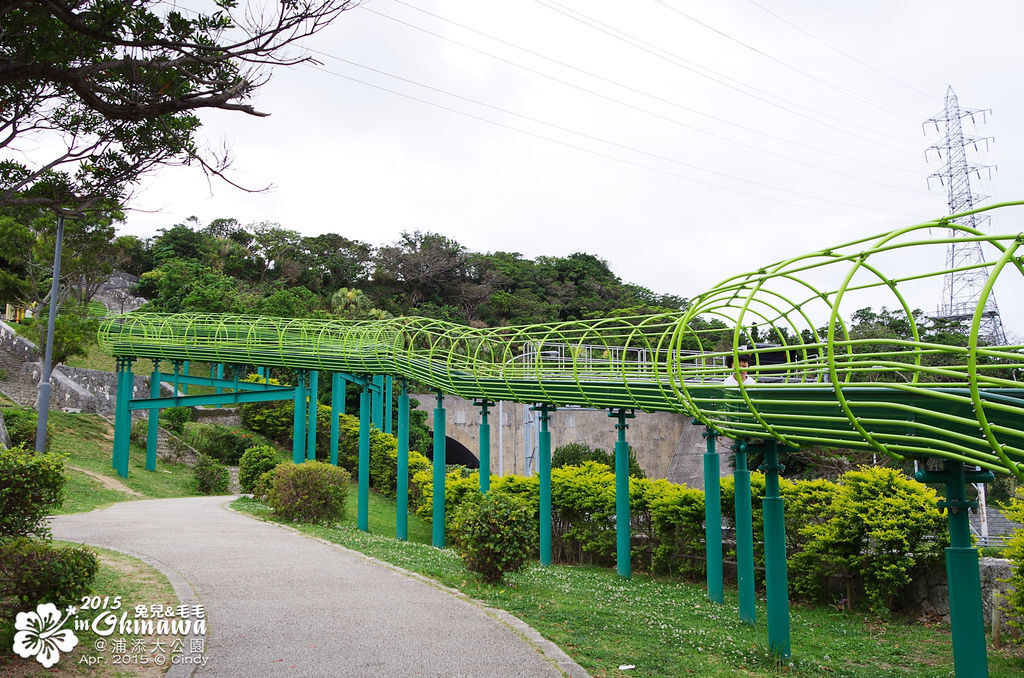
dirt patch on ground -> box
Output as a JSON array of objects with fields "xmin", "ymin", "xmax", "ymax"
[{"xmin": 66, "ymin": 465, "xmax": 143, "ymax": 497}]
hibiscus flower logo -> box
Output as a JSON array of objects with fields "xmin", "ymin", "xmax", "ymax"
[{"xmin": 12, "ymin": 603, "xmax": 79, "ymax": 668}]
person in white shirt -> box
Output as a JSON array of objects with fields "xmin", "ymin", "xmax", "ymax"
[{"xmin": 723, "ymin": 353, "xmax": 755, "ymax": 386}]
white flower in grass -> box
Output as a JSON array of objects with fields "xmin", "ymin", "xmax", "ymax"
[{"xmin": 12, "ymin": 603, "xmax": 78, "ymax": 668}]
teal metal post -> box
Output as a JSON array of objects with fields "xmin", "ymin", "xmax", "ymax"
[
  {"xmin": 112, "ymin": 357, "xmax": 133, "ymax": 478},
  {"xmin": 536, "ymin": 404, "xmax": 554, "ymax": 566},
  {"xmin": 396, "ymin": 381, "xmax": 410, "ymax": 540},
  {"xmin": 432, "ymin": 392, "xmax": 446, "ymax": 547},
  {"xmin": 758, "ymin": 440, "xmax": 791, "ymax": 659},
  {"xmin": 291, "ymin": 371, "xmax": 307, "ymax": 464},
  {"xmin": 384, "ymin": 375, "xmax": 393, "ymax": 435},
  {"xmin": 182, "ymin": 361, "xmax": 189, "ymax": 394},
  {"xmin": 146, "ymin": 360, "xmax": 161, "ymax": 472},
  {"xmin": 477, "ymin": 400, "xmax": 491, "ymax": 494},
  {"xmin": 329, "ymin": 372, "xmax": 344, "ymax": 466},
  {"xmin": 734, "ymin": 442, "xmax": 756, "ymax": 625},
  {"xmin": 215, "ymin": 362, "xmax": 224, "ymax": 407},
  {"xmin": 372, "ymin": 374, "xmax": 385, "ymax": 430},
  {"xmin": 611, "ymin": 408, "xmax": 635, "ymax": 579},
  {"xmin": 703, "ymin": 426, "xmax": 724, "ymax": 604},
  {"xmin": 916, "ymin": 462, "xmax": 992, "ymax": 677},
  {"xmin": 306, "ymin": 369, "xmax": 318, "ymax": 461},
  {"xmin": 358, "ymin": 382, "xmax": 371, "ymax": 532}
]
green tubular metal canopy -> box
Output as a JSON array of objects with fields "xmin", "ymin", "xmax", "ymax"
[{"xmin": 99, "ymin": 202, "xmax": 1024, "ymax": 477}]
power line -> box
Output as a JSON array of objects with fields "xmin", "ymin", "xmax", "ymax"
[
  {"xmin": 650, "ymin": 0, "xmax": 920, "ymax": 120},
  {"xmin": 370, "ymin": 2, "xmax": 923, "ymax": 178},
  {"xmin": 308, "ymin": 60, "xmax": 928, "ymax": 223},
  {"xmin": 743, "ymin": 0, "xmax": 935, "ymax": 101},
  {"xmin": 533, "ymin": 0, "xmax": 922, "ymax": 153}
]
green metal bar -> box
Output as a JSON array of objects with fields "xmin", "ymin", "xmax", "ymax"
[
  {"xmin": 703, "ymin": 425, "xmax": 724, "ymax": 604},
  {"xmin": 157, "ymin": 373, "xmax": 283, "ymax": 390},
  {"xmin": 536, "ymin": 404, "xmax": 554, "ymax": 566},
  {"xmin": 306, "ymin": 369, "xmax": 318, "ymax": 461},
  {"xmin": 432, "ymin": 392, "xmax": 446, "ymax": 548},
  {"xmin": 757, "ymin": 439, "xmax": 791, "ymax": 659},
  {"xmin": 113, "ymin": 357, "xmax": 133, "ymax": 478},
  {"xmin": 611, "ymin": 408, "xmax": 635, "ymax": 578},
  {"xmin": 397, "ymin": 381, "xmax": 410, "ymax": 540},
  {"xmin": 385, "ymin": 375, "xmax": 393, "ymax": 435},
  {"xmin": 358, "ymin": 381, "xmax": 371, "ymax": 532},
  {"xmin": 330, "ymin": 372, "xmax": 343, "ymax": 466},
  {"xmin": 129, "ymin": 387, "xmax": 297, "ymax": 410},
  {"xmin": 916, "ymin": 462, "xmax": 991, "ymax": 677},
  {"xmin": 477, "ymin": 400, "xmax": 491, "ymax": 494},
  {"xmin": 734, "ymin": 442, "xmax": 756, "ymax": 625},
  {"xmin": 292, "ymin": 371, "xmax": 306, "ymax": 464},
  {"xmin": 146, "ymin": 360, "xmax": 160, "ymax": 472}
]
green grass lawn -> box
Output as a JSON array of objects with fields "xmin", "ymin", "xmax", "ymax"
[
  {"xmin": 234, "ymin": 496, "xmax": 1024, "ymax": 678},
  {"xmin": 48, "ymin": 411, "xmax": 199, "ymax": 508}
]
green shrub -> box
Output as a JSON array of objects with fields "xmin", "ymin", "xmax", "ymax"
[
  {"xmin": 1000, "ymin": 485, "xmax": 1024, "ymax": 640},
  {"xmin": 187, "ymin": 423, "xmax": 261, "ymax": 465},
  {"xmin": 0, "ymin": 408, "xmax": 50, "ymax": 452},
  {"xmin": 269, "ymin": 461, "xmax": 350, "ymax": 524},
  {"xmin": 451, "ymin": 492, "xmax": 537, "ymax": 583},
  {"xmin": 130, "ymin": 418, "xmax": 147, "ymax": 446},
  {"xmin": 551, "ymin": 462, "xmax": 617, "ymax": 565},
  {"xmin": 239, "ymin": 445, "xmax": 282, "ymax": 493},
  {"xmin": 552, "ymin": 441, "xmax": 645, "ymax": 478},
  {"xmin": 792, "ymin": 466, "xmax": 946, "ymax": 614},
  {"xmin": 193, "ymin": 453, "xmax": 230, "ymax": 495},
  {"xmin": 0, "ymin": 538, "xmax": 98, "ymax": 635},
  {"xmin": 649, "ymin": 481, "xmax": 705, "ymax": 576},
  {"xmin": 160, "ymin": 406, "xmax": 195, "ymax": 434},
  {"xmin": 253, "ymin": 468, "xmax": 278, "ymax": 501},
  {"xmin": 0, "ymin": 446, "xmax": 65, "ymax": 541}
]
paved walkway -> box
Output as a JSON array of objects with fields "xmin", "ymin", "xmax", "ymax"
[{"xmin": 51, "ymin": 497, "xmax": 586, "ymax": 678}]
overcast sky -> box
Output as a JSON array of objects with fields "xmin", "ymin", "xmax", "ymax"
[{"xmin": 124, "ymin": 0, "xmax": 1024, "ymax": 336}]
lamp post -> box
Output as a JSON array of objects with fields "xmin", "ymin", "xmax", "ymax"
[{"xmin": 34, "ymin": 214, "xmax": 65, "ymax": 453}]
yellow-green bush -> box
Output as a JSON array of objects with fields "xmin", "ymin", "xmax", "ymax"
[{"xmin": 0, "ymin": 446, "xmax": 65, "ymax": 541}]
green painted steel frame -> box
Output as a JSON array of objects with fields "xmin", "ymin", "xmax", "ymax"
[{"xmin": 98, "ymin": 202, "xmax": 1024, "ymax": 477}]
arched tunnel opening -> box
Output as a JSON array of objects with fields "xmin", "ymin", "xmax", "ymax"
[{"xmin": 424, "ymin": 436, "xmax": 479, "ymax": 468}]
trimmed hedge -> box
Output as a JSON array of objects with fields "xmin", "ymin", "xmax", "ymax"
[
  {"xmin": 238, "ymin": 445, "xmax": 283, "ymax": 493},
  {"xmin": 269, "ymin": 461, "xmax": 351, "ymax": 524},
  {"xmin": 451, "ymin": 492, "xmax": 536, "ymax": 583},
  {"xmin": 193, "ymin": 453, "xmax": 230, "ymax": 495}
]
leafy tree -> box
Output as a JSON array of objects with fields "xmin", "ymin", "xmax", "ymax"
[{"xmin": 0, "ymin": 1, "xmax": 355, "ymax": 211}]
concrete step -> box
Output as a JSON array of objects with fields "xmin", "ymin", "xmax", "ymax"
[{"xmin": 0, "ymin": 380, "xmax": 37, "ymax": 407}]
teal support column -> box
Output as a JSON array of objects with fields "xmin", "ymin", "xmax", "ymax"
[
  {"xmin": 535, "ymin": 404, "xmax": 555, "ymax": 566},
  {"xmin": 703, "ymin": 426, "xmax": 724, "ymax": 604},
  {"xmin": 384, "ymin": 375, "xmax": 393, "ymax": 435},
  {"xmin": 758, "ymin": 440, "xmax": 791, "ymax": 659},
  {"xmin": 291, "ymin": 371, "xmax": 307, "ymax": 464},
  {"xmin": 112, "ymin": 357, "xmax": 134, "ymax": 478},
  {"xmin": 476, "ymin": 400, "xmax": 492, "ymax": 494},
  {"xmin": 396, "ymin": 381, "xmax": 410, "ymax": 540},
  {"xmin": 329, "ymin": 373, "xmax": 344, "ymax": 466},
  {"xmin": 171, "ymin": 360, "xmax": 181, "ymax": 396},
  {"xmin": 372, "ymin": 374, "xmax": 385, "ymax": 430},
  {"xmin": 358, "ymin": 382, "xmax": 370, "ymax": 532},
  {"xmin": 611, "ymin": 408, "xmax": 635, "ymax": 579},
  {"xmin": 257, "ymin": 366, "xmax": 265, "ymax": 380},
  {"xmin": 215, "ymin": 363, "xmax": 224, "ymax": 407},
  {"xmin": 916, "ymin": 462, "xmax": 992, "ymax": 677},
  {"xmin": 306, "ymin": 370, "xmax": 318, "ymax": 461},
  {"xmin": 432, "ymin": 392, "xmax": 447, "ymax": 547},
  {"xmin": 734, "ymin": 442, "xmax": 756, "ymax": 625},
  {"xmin": 146, "ymin": 360, "xmax": 161, "ymax": 472},
  {"xmin": 182, "ymin": 360, "xmax": 189, "ymax": 394}
]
